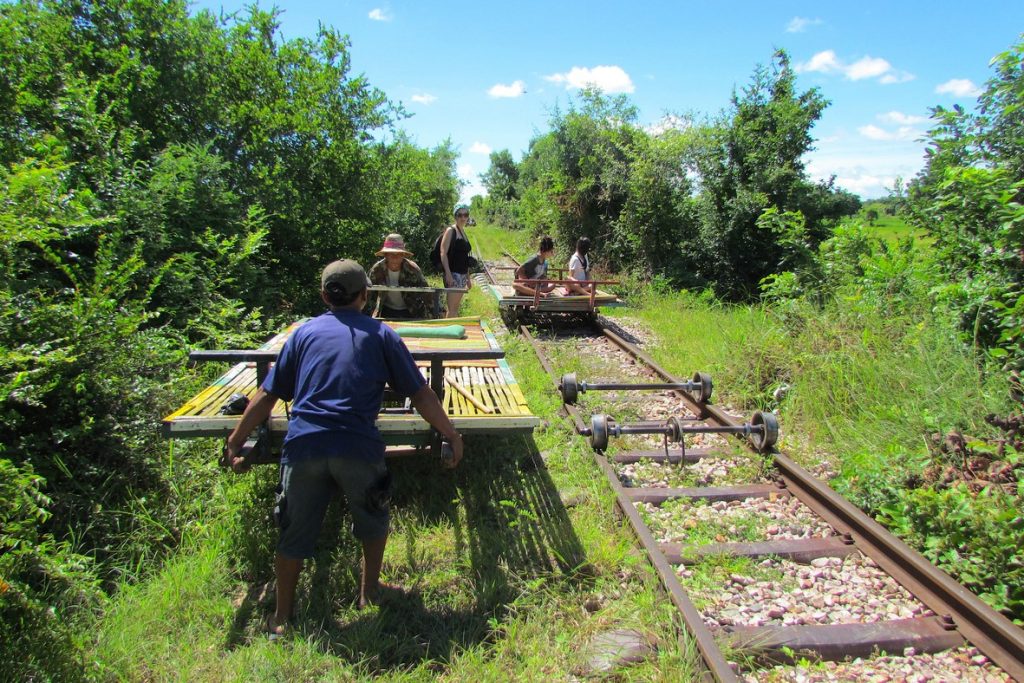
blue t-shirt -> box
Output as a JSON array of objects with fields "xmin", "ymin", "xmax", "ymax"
[{"xmin": 263, "ymin": 309, "xmax": 426, "ymax": 463}]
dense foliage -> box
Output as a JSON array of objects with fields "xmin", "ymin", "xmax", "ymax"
[
  {"xmin": 0, "ymin": 1, "xmax": 457, "ymax": 678},
  {"xmin": 2, "ymin": 0, "xmax": 1022, "ymax": 674},
  {"xmin": 904, "ymin": 39, "xmax": 1024, "ymax": 373},
  {"xmin": 755, "ymin": 34, "xmax": 1024, "ymax": 622},
  {"xmin": 477, "ymin": 51, "xmax": 861, "ymax": 300}
]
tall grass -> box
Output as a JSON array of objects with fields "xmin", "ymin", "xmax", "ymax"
[
  {"xmin": 467, "ymin": 223, "xmax": 533, "ymax": 264},
  {"xmin": 614, "ymin": 271, "xmax": 1022, "ymax": 622},
  {"xmin": 622, "ymin": 286, "xmax": 1007, "ymax": 472}
]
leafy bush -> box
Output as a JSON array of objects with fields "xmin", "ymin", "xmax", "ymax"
[
  {"xmin": 879, "ymin": 482, "xmax": 1024, "ymax": 621},
  {"xmin": 0, "ymin": 458, "xmax": 100, "ymax": 682},
  {"xmin": 907, "ymin": 36, "xmax": 1024, "ymax": 371},
  {"xmin": 0, "ymin": 2, "xmax": 461, "ymax": 675}
]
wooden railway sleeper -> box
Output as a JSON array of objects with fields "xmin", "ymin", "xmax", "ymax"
[
  {"xmin": 560, "ymin": 371, "xmax": 713, "ymax": 405},
  {"xmin": 588, "ymin": 411, "xmax": 779, "ymax": 454}
]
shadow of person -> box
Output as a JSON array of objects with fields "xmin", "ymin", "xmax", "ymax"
[
  {"xmin": 595, "ymin": 314, "xmax": 642, "ymax": 345},
  {"xmin": 225, "ymin": 432, "xmax": 591, "ymax": 672}
]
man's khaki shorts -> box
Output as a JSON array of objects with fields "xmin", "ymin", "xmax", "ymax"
[{"xmin": 276, "ymin": 456, "xmax": 390, "ymax": 559}]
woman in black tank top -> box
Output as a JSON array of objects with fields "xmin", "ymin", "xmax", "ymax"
[{"xmin": 440, "ymin": 204, "xmax": 473, "ymax": 318}]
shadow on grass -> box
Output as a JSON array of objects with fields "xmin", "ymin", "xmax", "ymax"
[{"xmin": 225, "ymin": 432, "xmax": 590, "ymax": 671}]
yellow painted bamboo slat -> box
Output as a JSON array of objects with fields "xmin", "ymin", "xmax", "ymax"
[{"xmin": 163, "ymin": 316, "xmax": 538, "ymax": 436}]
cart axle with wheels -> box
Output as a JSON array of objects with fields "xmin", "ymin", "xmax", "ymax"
[
  {"xmin": 559, "ymin": 371, "xmax": 713, "ymax": 405},
  {"xmin": 587, "ymin": 410, "xmax": 779, "ymax": 454}
]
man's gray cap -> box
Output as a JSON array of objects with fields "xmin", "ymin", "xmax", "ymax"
[{"xmin": 321, "ymin": 259, "xmax": 370, "ymax": 296}]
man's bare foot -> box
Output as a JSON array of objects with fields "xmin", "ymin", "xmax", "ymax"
[
  {"xmin": 358, "ymin": 582, "xmax": 402, "ymax": 609},
  {"xmin": 266, "ymin": 616, "xmax": 288, "ymax": 642}
]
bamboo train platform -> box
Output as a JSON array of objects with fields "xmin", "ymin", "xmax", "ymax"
[
  {"xmin": 484, "ymin": 265, "xmax": 621, "ymax": 314},
  {"xmin": 487, "ymin": 282, "xmax": 620, "ymax": 312},
  {"xmin": 162, "ymin": 316, "xmax": 539, "ymax": 458}
]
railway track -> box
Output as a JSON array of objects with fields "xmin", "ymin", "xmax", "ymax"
[{"xmin": 477, "ymin": 258, "xmax": 1024, "ymax": 682}]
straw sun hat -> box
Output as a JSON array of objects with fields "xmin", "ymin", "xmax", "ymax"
[{"xmin": 376, "ymin": 233, "xmax": 412, "ymax": 257}]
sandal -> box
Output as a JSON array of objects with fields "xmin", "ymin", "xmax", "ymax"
[{"xmin": 266, "ymin": 617, "xmax": 288, "ymax": 643}]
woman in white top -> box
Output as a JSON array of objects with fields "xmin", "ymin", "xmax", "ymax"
[{"xmin": 564, "ymin": 236, "xmax": 592, "ymax": 295}]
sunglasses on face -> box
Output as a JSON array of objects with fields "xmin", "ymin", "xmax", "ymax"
[{"xmin": 455, "ymin": 212, "xmax": 469, "ymax": 218}]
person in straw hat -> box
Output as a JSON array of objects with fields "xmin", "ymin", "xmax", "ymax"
[{"xmin": 367, "ymin": 233, "xmax": 433, "ymax": 319}]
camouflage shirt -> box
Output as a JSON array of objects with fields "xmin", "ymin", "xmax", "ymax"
[{"xmin": 367, "ymin": 258, "xmax": 434, "ymax": 319}]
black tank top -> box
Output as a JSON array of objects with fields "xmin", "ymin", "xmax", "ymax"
[{"xmin": 447, "ymin": 227, "xmax": 471, "ymax": 274}]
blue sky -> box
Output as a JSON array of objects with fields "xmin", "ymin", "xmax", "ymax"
[{"xmin": 190, "ymin": 1, "xmax": 1023, "ymax": 201}]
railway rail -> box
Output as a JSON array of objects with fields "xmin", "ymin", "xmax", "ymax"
[{"xmin": 477, "ymin": 257, "xmax": 1024, "ymax": 682}]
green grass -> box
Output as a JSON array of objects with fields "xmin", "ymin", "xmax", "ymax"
[
  {"xmin": 89, "ymin": 220, "xmax": 1021, "ymax": 677},
  {"xmin": 466, "ymin": 222, "xmax": 533, "ymax": 264},
  {"xmin": 94, "ymin": 427, "xmax": 702, "ymax": 680},
  {"xmin": 613, "ymin": 286, "xmax": 1007, "ymax": 476},
  {"xmin": 857, "ymin": 202, "xmax": 926, "ymax": 243},
  {"xmin": 89, "ymin": 220, "xmax": 703, "ymax": 681}
]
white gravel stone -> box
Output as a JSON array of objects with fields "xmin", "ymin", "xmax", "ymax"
[
  {"xmin": 739, "ymin": 645, "xmax": 1012, "ymax": 681},
  {"xmin": 687, "ymin": 554, "xmax": 933, "ymax": 631}
]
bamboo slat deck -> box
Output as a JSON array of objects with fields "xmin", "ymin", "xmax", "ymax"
[
  {"xmin": 483, "ymin": 264, "xmax": 621, "ymax": 312},
  {"xmin": 162, "ymin": 316, "xmax": 539, "ymax": 444},
  {"xmin": 486, "ymin": 283, "xmax": 620, "ymax": 312}
]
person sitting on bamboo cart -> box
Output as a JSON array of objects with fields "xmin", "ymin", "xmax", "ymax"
[
  {"xmin": 514, "ymin": 235, "xmax": 558, "ymax": 298},
  {"xmin": 367, "ymin": 233, "xmax": 433, "ymax": 319},
  {"xmin": 564, "ymin": 236, "xmax": 592, "ymax": 295}
]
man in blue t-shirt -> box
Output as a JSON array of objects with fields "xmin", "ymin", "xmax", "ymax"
[{"xmin": 225, "ymin": 259, "xmax": 464, "ymax": 639}]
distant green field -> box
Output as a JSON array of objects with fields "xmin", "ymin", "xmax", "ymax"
[
  {"xmin": 856, "ymin": 201, "xmax": 927, "ymax": 242},
  {"xmin": 470, "ymin": 221, "xmax": 534, "ymax": 261}
]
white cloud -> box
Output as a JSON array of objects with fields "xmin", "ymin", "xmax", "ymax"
[
  {"xmin": 797, "ymin": 50, "xmax": 914, "ymax": 85},
  {"xmin": 645, "ymin": 114, "xmax": 690, "ymax": 136},
  {"xmin": 458, "ymin": 163, "xmax": 485, "ymax": 202},
  {"xmin": 786, "ymin": 16, "xmax": 822, "ymax": 33},
  {"xmin": 368, "ymin": 8, "xmax": 392, "ymax": 21},
  {"xmin": 488, "ymin": 80, "xmax": 527, "ymax": 98},
  {"xmin": 410, "ymin": 93, "xmax": 436, "ymax": 105},
  {"xmin": 460, "ymin": 180, "xmax": 486, "ymax": 203},
  {"xmin": 858, "ymin": 124, "xmax": 891, "ymax": 141},
  {"xmin": 879, "ymin": 111, "xmax": 928, "ymax": 126},
  {"xmin": 857, "ymin": 124, "xmax": 921, "ymax": 142},
  {"xmin": 935, "ymin": 78, "xmax": 982, "ymax": 97},
  {"xmin": 846, "ymin": 56, "xmax": 892, "ymax": 80},
  {"xmin": 800, "ymin": 50, "xmax": 842, "ymax": 74},
  {"xmin": 545, "ymin": 65, "xmax": 635, "ymax": 94},
  {"xmin": 807, "ymin": 157, "xmax": 902, "ymax": 199},
  {"xmin": 469, "ymin": 142, "xmax": 492, "ymax": 155},
  {"xmin": 807, "ymin": 142, "xmax": 926, "ymax": 199},
  {"xmin": 832, "ymin": 172, "xmax": 889, "ymax": 196},
  {"xmin": 879, "ymin": 71, "xmax": 915, "ymax": 85}
]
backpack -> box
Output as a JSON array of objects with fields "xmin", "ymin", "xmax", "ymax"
[{"xmin": 430, "ymin": 227, "xmax": 452, "ymax": 271}]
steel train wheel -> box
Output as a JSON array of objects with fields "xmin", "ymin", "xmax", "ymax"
[
  {"xmin": 750, "ymin": 410, "xmax": 779, "ymax": 452},
  {"xmin": 590, "ymin": 414, "xmax": 611, "ymax": 451},
  {"xmin": 560, "ymin": 373, "xmax": 579, "ymax": 405},
  {"xmin": 691, "ymin": 372, "xmax": 713, "ymax": 403}
]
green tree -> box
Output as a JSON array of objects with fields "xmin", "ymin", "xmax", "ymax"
[
  {"xmin": 907, "ymin": 34, "xmax": 1024, "ymax": 369},
  {"xmin": 482, "ymin": 149, "xmax": 520, "ymax": 202},
  {"xmin": 693, "ymin": 50, "xmax": 857, "ymax": 299},
  {"xmin": 0, "ymin": 3, "xmax": 459, "ymax": 677}
]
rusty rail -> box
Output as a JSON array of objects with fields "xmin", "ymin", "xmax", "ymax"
[
  {"xmin": 501, "ymin": 283, "xmax": 1024, "ymax": 679},
  {"xmin": 594, "ymin": 315, "xmax": 1024, "ymax": 681}
]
